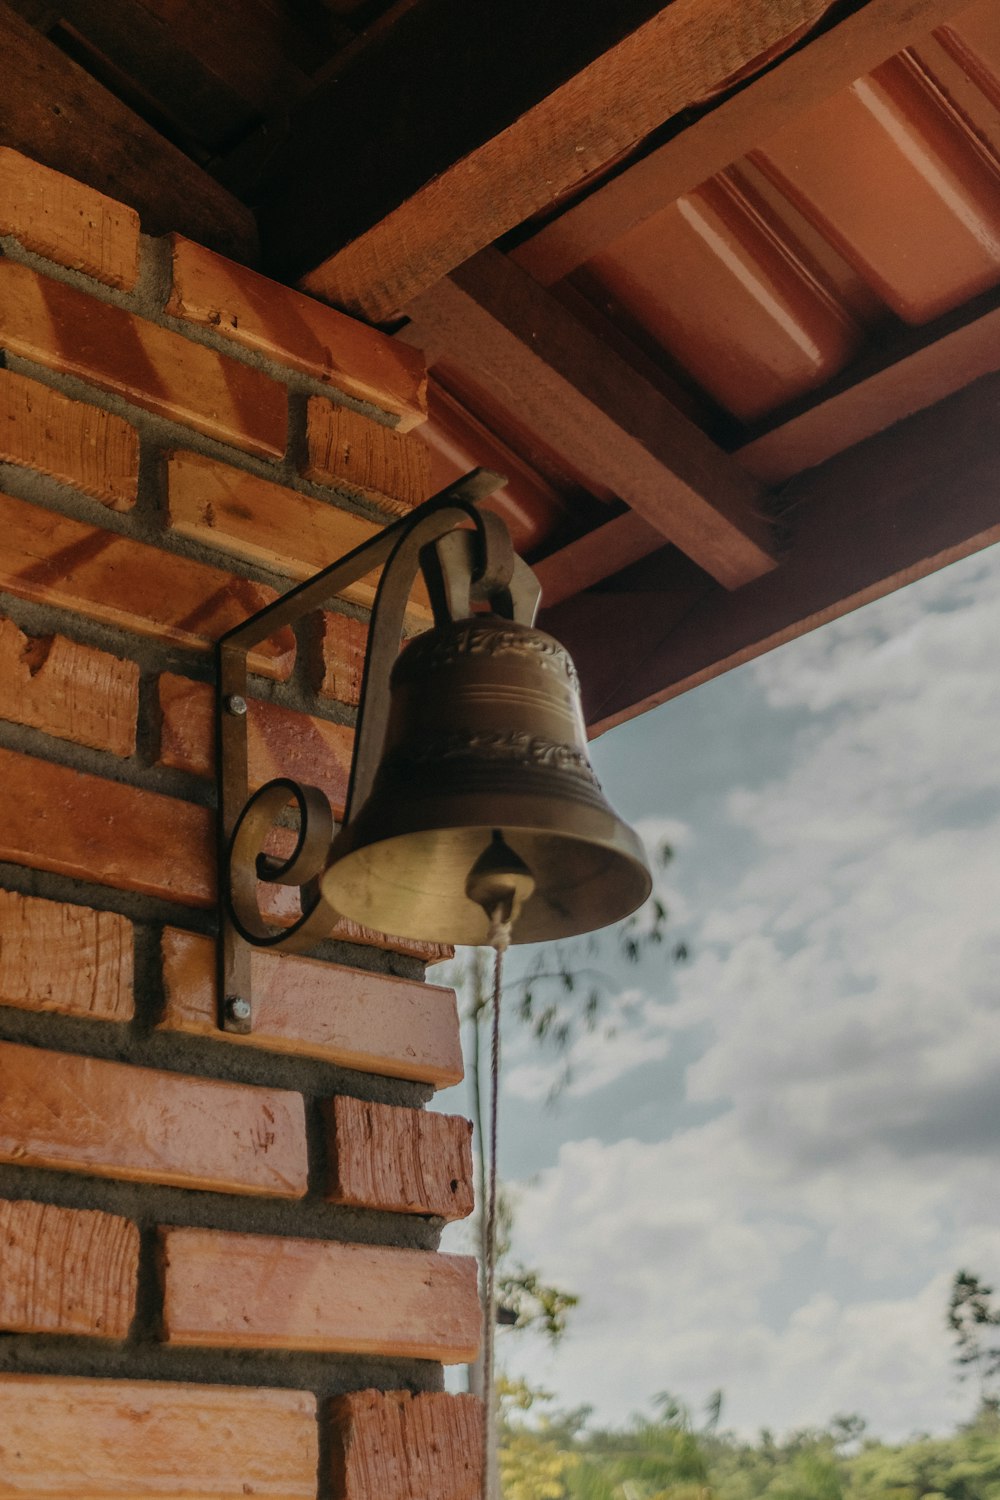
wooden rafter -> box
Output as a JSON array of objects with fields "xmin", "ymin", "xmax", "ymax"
[
  {"xmin": 1, "ymin": 0, "xmax": 320, "ymax": 158},
  {"xmin": 402, "ymin": 249, "xmax": 778, "ymax": 590},
  {"xmin": 533, "ymin": 512, "xmax": 669, "ymax": 607},
  {"xmin": 0, "ymin": 0, "xmax": 257, "ymax": 259},
  {"xmin": 512, "ymin": 0, "xmax": 976, "ymax": 287},
  {"xmin": 529, "ymin": 283, "xmax": 1000, "ymax": 602},
  {"xmin": 544, "ymin": 373, "xmax": 1000, "ymax": 734},
  {"xmin": 255, "ymin": 0, "xmax": 841, "ymax": 321}
]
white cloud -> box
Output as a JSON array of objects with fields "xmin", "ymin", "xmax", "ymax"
[{"xmin": 502, "ymin": 1128, "xmax": 987, "ymax": 1438}]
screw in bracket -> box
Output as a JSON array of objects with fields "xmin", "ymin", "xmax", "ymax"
[
  {"xmin": 226, "ymin": 694, "xmax": 248, "ymax": 717},
  {"xmin": 226, "ymin": 995, "xmax": 252, "ymax": 1024}
]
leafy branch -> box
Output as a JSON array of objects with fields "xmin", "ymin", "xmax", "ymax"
[{"xmin": 949, "ymin": 1270, "xmax": 1000, "ymax": 1408}]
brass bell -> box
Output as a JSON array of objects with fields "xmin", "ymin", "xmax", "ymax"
[
  {"xmin": 321, "ymin": 612, "xmax": 651, "ymax": 947},
  {"xmin": 218, "ymin": 477, "xmax": 653, "ymax": 1037}
]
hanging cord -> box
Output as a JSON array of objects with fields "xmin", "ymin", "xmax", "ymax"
[
  {"xmin": 465, "ymin": 834, "xmax": 533, "ymax": 1498},
  {"xmin": 482, "ymin": 912, "xmax": 511, "ymax": 1500}
]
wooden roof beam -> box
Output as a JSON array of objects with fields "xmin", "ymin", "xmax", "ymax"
[
  {"xmin": 736, "ymin": 286, "xmax": 1000, "ymax": 483},
  {"xmin": 0, "ymin": 1, "xmax": 258, "ymax": 261},
  {"xmin": 402, "ymin": 249, "xmax": 779, "ymax": 590},
  {"xmin": 544, "ymin": 372, "xmax": 1000, "ymax": 734},
  {"xmin": 533, "ymin": 282, "xmax": 1000, "ymax": 604},
  {"xmin": 513, "ymin": 0, "xmax": 976, "ymax": 286},
  {"xmin": 255, "ymin": 0, "xmax": 841, "ymax": 322}
]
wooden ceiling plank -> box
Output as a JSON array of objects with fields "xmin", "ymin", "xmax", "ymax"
[
  {"xmin": 552, "ymin": 372, "xmax": 1000, "ymax": 734},
  {"xmin": 31, "ymin": 0, "xmax": 260, "ymax": 153},
  {"xmin": 0, "ymin": 1, "xmax": 258, "ymax": 260},
  {"xmin": 257, "ymin": 0, "xmax": 839, "ymax": 320},
  {"xmin": 513, "ymin": 0, "xmax": 977, "ymax": 287},
  {"xmin": 405, "ymin": 249, "xmax": 778, "ymax": 590},
  {"xmin": 132, "ymin": 0, "xmax": 317, "ymax": 111},
  {"xmin": 2, "ymin": 0, "xmax": 59, "ymax": 22}
]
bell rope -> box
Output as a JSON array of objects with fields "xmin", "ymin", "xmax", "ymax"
[{"xmin": 482, "ymin": 917, "xmax": 509, "ymax": 1500}]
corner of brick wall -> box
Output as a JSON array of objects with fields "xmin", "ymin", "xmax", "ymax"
[{"xmin": 0, "ymin": 147, "xmax": 481, "ymax": 1500}]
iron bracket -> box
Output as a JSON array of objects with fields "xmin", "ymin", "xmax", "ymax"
[{"xmin": 214, "ymin": 469, "xmax": 539, "ymax": 1034}]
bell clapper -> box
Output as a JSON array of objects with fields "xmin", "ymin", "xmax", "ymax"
[{"xmin": 465, "ymin": 829, "xmax": 536, "ymax": 937}]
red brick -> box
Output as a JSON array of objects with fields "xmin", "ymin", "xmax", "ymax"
[
  {"xmin": 0, "ymin": 1198, "xmax": 138, "ymax": 1338},
  {"xmin": 0, "ymin": 1039, "xmax": 308, "ymax": 1197},
  {"xmin": 327, "ymin": 1095, "xmax": 474, "ymax": 1219},
  {"xmin": 331, "ymin": 1391, "xmax": 482, "ymax": 1500},
  {"xmin": 166, "ymin": 449, "xmax": 433, "ymax": 621},
  {"xmin": 0, "ymin": 746, "xmax": 215, "ymax": 907},
  {"xmin": 319, "ymin": 611, "xmax": 368, "ymax": 705},
  {"xmin": 0, "ymin": 367, "xmax": 138, "ymax": 509},
  {"xmin": 321, "ymin": 914, "xmax": 454, "ymax": 965},
  {"xmin": 0, "ymin": 256, "xmax": 286, "ymax": 458},
  {"xmin": 0, "ymin": 889, "xmax": 133, "ymax": 1021},
  {"xmin": 157, "ymin": 672, "xmax": 353, "ymax": 815},
  {"xmin": 160, "ymin": 1225, "xmax": 480, "ymax": 1361},
  {"xmin": 0, "ymin": 491, "xmax": 295, "ymax": 681},
  {"xmin": 166, "ymin": 234, "xmax": 427, "ymax": 430},
  {"xmin": 0, "ymin": 614, "xmax": 138, "ymax": 754},
  {"xmin": 304, "ymin": 399, "xmax": 430, "ymax": 515},
  {"xmin": 0, "ymin": 1374, "xmax": 318, "ymax": 1496},
  {"xmin": 0, "ymin": 147, "xmax": 140, "ymax": 290},
  {"xmin": 160, "ymin": 927, "xmax": 464, "ymax": 1086}
]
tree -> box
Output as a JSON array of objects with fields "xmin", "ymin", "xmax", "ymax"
[
  {"xmin": 499, "ymin": 1378, "xmax": 583, "ymax": 1500},
  {"xmin": 492, "ymin": 1390, "xmax": 1000, "ymax": 1500},
  {"xmin": 948, "ymin": 1271, "xmax": 1000, "ymax": 1411},
  {"xmin": 565, "ymin": 1395, "xmax": 711, "ymax": 1500},
  {"xmin": 491, "ymin": 1184, "xmax": 579, "ymax": 1342},
  {"xmin": 829, "ymin": 1416, "xmax": 867, "ymax": 1455}
]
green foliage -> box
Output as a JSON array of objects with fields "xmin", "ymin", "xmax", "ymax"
[
  {"xmin": 949, "ymin": 1272, "xmax": 1000, "ymax": 1404},
  {"xmin": 489, "ymin": 1276, "xmax": 1000, "ymax": 1497},
  {"xmin": 499, "ymin": 1259, "xmax": 579, "ymax": 1341},
  {"xmin": 499, "ymin": 1380, "xmax": 577, "ymax": 1500},
  {"xmin": 489, "ymin": 1184, "xmax": 579, "ymax": 1343},
  {"xmin": 496, "ymin": 1398, "xmax": 1000, "ymax": 1500},
  {"xmin": 501, "ymin": 1385, "xmax": 713, "ymax": 1500}
]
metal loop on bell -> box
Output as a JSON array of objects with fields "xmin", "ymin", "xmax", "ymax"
[
  {"xmin": 423, "ymin": 515, "xmax": 540, "ymax": 630},
  {"xmin": 470, "ymin": 508, "xmax": 516, "ymax": 596}
]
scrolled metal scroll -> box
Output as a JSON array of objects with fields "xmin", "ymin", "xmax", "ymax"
[{"xmin": 227, "ymin": 777, "xmax": 339, "ymax": 951}]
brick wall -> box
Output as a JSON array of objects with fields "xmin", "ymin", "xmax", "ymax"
[{"xmin": 0, "ymin": 148, "xmax": 482, "ymax": 1499}]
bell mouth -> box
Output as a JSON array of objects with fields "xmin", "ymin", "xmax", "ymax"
[{"xmin": 321, "ymin": 804, "xmax": 652, "ymax": 947}]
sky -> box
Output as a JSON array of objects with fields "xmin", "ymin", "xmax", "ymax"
[{"xmin": 432, "ymin": 541, "xmax": 1000, "ymax": 1443}]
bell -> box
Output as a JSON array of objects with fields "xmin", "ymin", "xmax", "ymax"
[{"xmin": 321, "ymin": 614, "xmax": 652, "ymax": 946}]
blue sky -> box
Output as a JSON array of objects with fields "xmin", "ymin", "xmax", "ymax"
[{"xmin": 433, "ymin": 542, "xmax": 1000, "ymax": 1441}]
